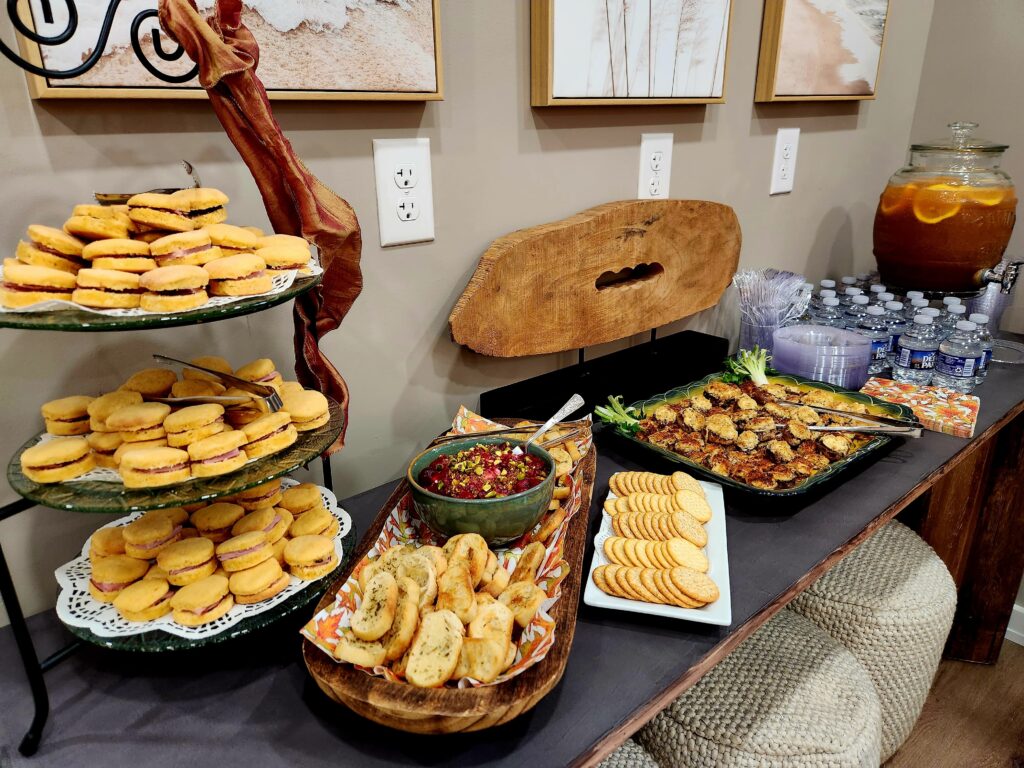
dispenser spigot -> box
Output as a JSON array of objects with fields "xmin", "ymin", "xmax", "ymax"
[{"xmin": 978, "ymin": 261, "xmax": 1022, "ymax": 295}]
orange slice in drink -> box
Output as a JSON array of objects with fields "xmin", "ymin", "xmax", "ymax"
[
  {"xmin": 879, "ymin": 184, "xmax": 917, "ymax": 215},
  {"xmin": 967, "ymin": 187, "xmax": 1007, "ymax": 206},
  {"xmin": 913, "ymin": 184, "xmax": 962, "ymax": 224}
]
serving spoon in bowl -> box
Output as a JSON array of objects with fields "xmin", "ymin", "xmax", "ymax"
[{"xmin": 513, "ymin": 393, "xmax": 586, "ymax": 456}]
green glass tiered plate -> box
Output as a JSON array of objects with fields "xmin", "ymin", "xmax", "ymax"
[
  {"xmin": 0, "ymin": 273, "xmax": 320, "ymax": 332},
  {"xmin": 62, "ymin": 525, "xmax": 356, "ymax": 653},
  {"xmin": 7, "ymin": 399, "xmax": 344, "ymax": 513}
]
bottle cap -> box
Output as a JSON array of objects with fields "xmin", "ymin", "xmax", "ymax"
[
  {"xmin": 841, "ymin": 276, "xmax": 857, "ymax": 285},
  {"xmin": 823, "ymin": 298, "xmax": 840, "ymax": 307},
  {"xmin": 802, "ymin": 282, "xmax": 814, "ymax": 293},
  {"xmin": 845, "ymin": 287, "xmax": 863, "ymax": 296},
  {"xmin": 914, "ymin": 315, "xmax": 933, "ymax": 325},
  {"xmin": 878, "ymin": 292, "xmax": 895, "ymax": 302},
  {"xmin": 943, "ymin": 296, "xmax": 962, "ymax": 306},
  {"xmin": 856, "ymin": 273, "xmax": 871, "ymax": 281},
  {"xmin": 870, "ymin": 284, "xmax": 886, "ymax": 293},
  {"xmin": 969, "ymin": 313, "xmax": 989, "ymax": 324},
  {"xmin": 885, "ymin": 301, "xmax": 904, "ymax": 311},
  {"xmin": 949, "ymin": 305, "xmax": 966, "ymax": 315},
  {"xmin": 921, "ymin": 307, "xmax": 941, "ymax": 317},
  {"xmin": 866, "ymin": 306, "xmax": 885, "ymax": 315},
  {"xmin": 956, "ymin": 320, "xmax": 977, "ymax": 332},
  {"xmin": 820, "ymin": 289, "xmax": 836, "ymax": 299},
  {"xmin": 820, "ymin": 279, "xmax": 836, "ymax": 289},
  {"xmin": 852, "ymin": 295, "xmax": 870, "ymax": 305},
  {"xmin": 906, "ymin": 291, "xmax": 924, "ymax": 300}
]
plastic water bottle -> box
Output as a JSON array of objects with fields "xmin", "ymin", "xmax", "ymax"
[
  {"xmin": 813, "ymin": 288, "xmax": 837, "ymax": 315},
  {"xmin": 942, "ymin": 296, "xmax": 962, "ymax": 311},
  {"xmin": 840, "ymin": 286, "xmax": 864, "ymax": 308},
  {"xmin": 859, "ymin": 306, "xmax": 891, "ymax": 375},
  {"xmin": 856, "ymin": 273, "xmax": 873, "ymax": 289},
  {"xmin": 932, "ymin": 321, "xmax": 982, "ymax": 393},
  {"xmin": 893, "ymin": 315, "xmax": 940, "ymax": 385},
  {"xmin": 920, "ymin": 307, "xmax": 941, "ymax": 321},
  {"xmin": 841, "ymin": 275, "xmax": 858, "ymax": 289},
  {"xmin": 869, "ymin": 284, "xmax": 887, "ymax": 299},
  {"xmin": 817, "ymin": 297, "xmax": 845, "ymax": 328},
  {"xmin": 843, "ymin": 295, "xmax": 871, "ymax": 330},
  {"xmin": 905, "ymin": 290, "xmax": 925, "ymax": 304},
  {"xmin": 884, "ymin": 301, "xmax": 908, "ymax": 366},
  {"xmin": 876, "ymin": 291, "xmax": 895, "ymax": 305},
  {"xmin": 906, "ymin": 297, "xmax": 930, "ymax": 321},
  {"xmin": 940, "ymin": 304, "xmax": 967, "ymax": 339},
  {"xmin": 969, "ymin": 312, "xmax": 994, "ymax": 385}
]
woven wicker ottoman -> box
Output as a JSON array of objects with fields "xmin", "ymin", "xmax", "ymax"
[
  {"xmin": 637, "ymin": 610, "xmax": 881, "ymax": 767},
  {"xmin": 599, "ymin": 738, "xmax": 660, "ymax": 768},
  {"xmin": 787, "ymin": 520, "xmax": 956, "ymax": 761}
]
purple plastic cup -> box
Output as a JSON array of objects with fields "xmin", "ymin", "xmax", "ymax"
[{"xmin": 772, "ymin": 325, "xmax": 871, "ymax": 389}]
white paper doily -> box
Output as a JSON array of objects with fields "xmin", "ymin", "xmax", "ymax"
[
  {"xmin": 0, "ymin": 258, "xmax": 322, "ymax": 316},
  {"xmin": 55, "ymin": 479, "xmax": 351, "ymax": 640}
]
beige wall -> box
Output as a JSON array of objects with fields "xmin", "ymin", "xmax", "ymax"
[
  {"xmin": 911, "ymin": 0, "xmax": 1024, "ymax": 332},
  {"xmin": 0, "ymin": 0, "xmax": 936, "ymax": 623}
]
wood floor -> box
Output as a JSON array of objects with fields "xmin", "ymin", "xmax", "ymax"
[{"xmin": 885, "ymin": 641, "xmax": 1024, "ymax": 767}]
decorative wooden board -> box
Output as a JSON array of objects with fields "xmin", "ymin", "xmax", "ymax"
[
  {"xmin": 302, "ymin": 426, "xmax": 598, "ymax": 733},
  {"xmin": 449, "ymin": 200, "xmax": 740, "ymax": 357}
]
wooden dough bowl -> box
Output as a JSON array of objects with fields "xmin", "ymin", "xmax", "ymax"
[
  {"xmin": 449, "ymin": 199, "xmax": 741, "ymax": 357},
  {"xmin": 303, "ymin": 424, "xmax": 598, "ymax": 733}
]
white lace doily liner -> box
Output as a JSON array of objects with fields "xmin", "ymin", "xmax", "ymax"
[
  {"xmin": 28, "ymin": 432, "xmax": 297, "ymax": 484},
  {"xmin": 0, "ymin": 259, "xmax": 322, "ymax": 315},
  {"xmin": 55, "ymin": 479, "xmax": 351, "ymax": 640}
]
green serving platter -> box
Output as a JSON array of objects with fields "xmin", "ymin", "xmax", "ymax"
[{"xmin": 608, "ymin": 372, "xmax": 916, "ymax": 497}]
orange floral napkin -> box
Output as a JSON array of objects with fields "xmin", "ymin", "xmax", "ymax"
[{"xmin": 860, "ymin": 377, "xmax": 980, "ymax": 438}]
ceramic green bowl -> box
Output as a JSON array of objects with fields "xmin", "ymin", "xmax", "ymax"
[{"xmin": 406, "ymin": 436, "xmax": 556, "ymax": 545}]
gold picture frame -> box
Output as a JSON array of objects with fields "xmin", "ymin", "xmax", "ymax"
[
  {"xmin": 15, "ymin": 0, "xmax": 443, "ymax": 101},
  {"xmin": 531, "ymin": 0, "xmax": 733, "ymax": 107},
  {"xmin": 755, "ymin": 0, "xmax": 889, "ymax": 102}
]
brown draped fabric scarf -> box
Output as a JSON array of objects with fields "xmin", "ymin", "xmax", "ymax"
[{"xmin": 158, "ymin": 0, "xmax": 362, "ymax": 454}]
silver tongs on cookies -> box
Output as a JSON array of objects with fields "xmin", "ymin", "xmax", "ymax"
[{"xmin": 150, "ymin": 354, "xmax": 284, "ymax": 413}]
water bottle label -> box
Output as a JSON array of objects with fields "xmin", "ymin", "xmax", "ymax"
[
  {"xmin": 896, "ymin": 347, "xmax": 936, "ymax": 370},
  {"xmin": 935, "ymin": 352, "xmax": 978, "ymax": 378},
  {"xmin": 870, "ymin": 339, "xmax": 888, "ymax": 361}
]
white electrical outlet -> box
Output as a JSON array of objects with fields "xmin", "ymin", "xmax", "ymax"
[
  {"xmin": 770, "ymin": 128, "xmax": 800, "ymax": 195},
  {"xmin": 372, "ymin": 138, "xmax": 435, "ymax": 246},
  {"xmin": 638, "ymin": 133, "xmax": 672, "ymax": 199}
]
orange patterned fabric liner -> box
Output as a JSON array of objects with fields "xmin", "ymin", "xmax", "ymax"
[
  {"xmin": 860, "ymin": 377, "xmax": 980, "ymax": 439},
  {"xmin": 301, "ymin": 407, "xmax": 593, "ymax": 687}
]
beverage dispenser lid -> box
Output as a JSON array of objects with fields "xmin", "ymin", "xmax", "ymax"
[{"xmin": 912, "ymin": 121, "xmax": 1008, "ymax": 153}]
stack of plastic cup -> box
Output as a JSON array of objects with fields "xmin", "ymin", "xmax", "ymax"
[{"xmin": 772, "ymin": 324, "xmax": 872, "ymax": 389}]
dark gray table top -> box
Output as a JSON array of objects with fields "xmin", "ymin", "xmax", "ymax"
[{"xmin": 2, "ymin": 364, "xmax": 1023, "ymax": 768}]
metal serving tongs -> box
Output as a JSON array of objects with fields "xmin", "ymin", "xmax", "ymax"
[
  {"xmin": 94, "ymin": 160, "xmax": 201, "ymax": 205},
  {"xmin": 777, "ymin": 399, "xmax": 924, "ymax": 438},
  {"xmin": 150, "ymin": 354, "xmax": 283, "ymax": 413}
]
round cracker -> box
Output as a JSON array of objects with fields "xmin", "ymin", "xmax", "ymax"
[
  {"xmin": 666, "ymin": 538, "xmax": 709, "ymax": 572},
  {"xmin": 670, "ymin": 511, "xmax": 708, "ymax": 548},
  {"xmin": 669, "ymin": 566, "xmax": 719, "ymax": 604},
  {"xmin": 676, "ymin": 489, "xmax": 713, "ymax": 523}
]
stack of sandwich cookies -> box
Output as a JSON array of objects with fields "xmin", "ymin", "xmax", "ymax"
[
  {"xmin": 120, "ymin": 446, "xmax": 191, "ymax": 488},
  {"xmin": 191, "ymin": 502, "xmax": 245, "ymax": 543},
  {"xmin": 205, "ymin": 253, "xmax": 271, "ymax": 296},
  {"xmin": 2, "ymin": 262, "xmax": 76, "ymax": 307},
  {"xmin": 72, "ymin": 269, "xmax": 143, "ymax": 308},
  {"xmin": 87, "ymin": 390, "xmax": 142, "ymax": 432},
  {"xmin": 120, "ymin": 368, "xmax": 178, "ymax": 398},
  {"xmin": 82, "ymin": 238, "xmax": 155, "ymax": 273},
  {"xmin": 170, "ymin": 574, "xmax": 234, "ymax": 626},
  {"xmin": 139, "ymin": 265, "xmax": 209, "ymax": 312},
  {"xmin": 88, "ymin": 432, "xmax": 123, "ymax": 467},
  {"xmin": 205, "ymin": 223, "xmax": 258, "ymax": 256},
  {"xmin": 241, "ymin": 412, "xmax": 297, "ymax": 459},
  {"xmin": 164, "ymin": 404, "xmax": 225, "ymax": 447},
  {"xmin": 281, "ymin": 389, "xmax": 330, "ymax": 431},
  {"xmin": 41, "ymin": 395, "xmax": 94, "ymax": 435},
  {"xmin": 20, "ymin": 437, "xmax": 94, "ymax": 483},
  {"xmin": 188, "ymin": 430, "xmax": 247, "ymax": 477},
  {"xmin": 158, "ymin": 538, "xmax": 217, "ymax": 586},
  {"xmin": 16, "ymin": 225, "xmax": 86, "ymax": 273},
  {"xmin": 284, "ymin": 535, "xmax": 337, "ymax": 580},
  {"xmin": 88, "ymin": 555, "xmax": 148, "ymax": 602},
  {"xmin": 150, "ymin": 230, "xmax": 221, "ymax": 267},
  {"xmin": 122, "ymin": 512, "xmax": 183, "ymax": 559}
]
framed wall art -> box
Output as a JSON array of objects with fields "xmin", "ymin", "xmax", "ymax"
[
  {"xmin": 14, "ymin": 0, "xmax": 443, "ymax": 100},
  {"xmin": 531, "ymin": 0, "xmax": 733, "ymax": 106},
  {"xmin": 755, "ymin": 0, "xmax": 889, "ymax": 102}
]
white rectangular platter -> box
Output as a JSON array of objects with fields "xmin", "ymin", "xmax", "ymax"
[{"xmin": 583, "ymin": 478, "xmax": 732, "ymax": 626}]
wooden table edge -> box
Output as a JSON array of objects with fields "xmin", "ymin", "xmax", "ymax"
[{"xmin": 571, "ymin": 396, "xmax": 1024, "ymax": 767}]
